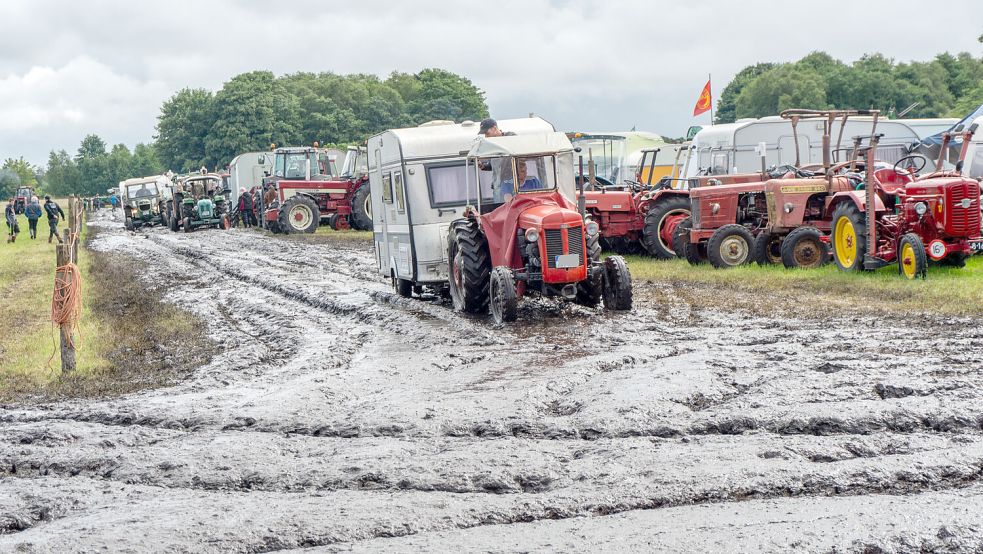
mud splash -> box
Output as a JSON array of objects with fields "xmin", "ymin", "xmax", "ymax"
[{"xmin": 2, "ymin": 210, "xmax": 983, "ymax": 552}]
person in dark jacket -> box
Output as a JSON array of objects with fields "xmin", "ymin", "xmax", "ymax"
[
  {"xmin": 5, "ymin": 198, "xmax": 18, "ymax": 243},
  {"xmin": 237, "ymin": 188, "xmax": 255, "ymax": 228},
  {"xmin": 24, "ymin": 196, "xmax": 42, "ymax": 239},
  {"xmin": 43, "ymin": 195, "xmax": 65, "ymax": 244}
]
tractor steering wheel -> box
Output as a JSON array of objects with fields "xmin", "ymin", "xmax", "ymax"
[{"xmin": 893, "ymin": 154, "xmax": 927, "ymax": 176}]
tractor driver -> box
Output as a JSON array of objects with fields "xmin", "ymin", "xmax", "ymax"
[{"xmin": 500, "ymin": 158, "xmax": 543, "ymax": 197}]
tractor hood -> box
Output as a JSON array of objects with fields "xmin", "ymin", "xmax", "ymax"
[{"xmin": 481, "ymin": 191, "xmax": 579, "ymax": 268}]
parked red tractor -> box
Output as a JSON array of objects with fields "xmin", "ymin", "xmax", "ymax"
[
  {"xmin": 577, "ymin": 146, "xmax": 695, "ymax": 258},
  {"xmin": 829, "ymin": 124, "xmax": 982, "ymax": 278},
  {"xmin": 262, "ymin": 145, "xmax": 370, "ymax": 234},
  {"xmin": 676, "ymin": 109, "xmax": 883, "ymax": 269},
  {"xmin": 14, "ymin": 186, "xmax": 33, "ymax": 215}
]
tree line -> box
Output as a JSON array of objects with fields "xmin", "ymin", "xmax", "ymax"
[
  {"xmin": 715, "ymin": 50, "xmax": 983, "ymax": 124},
  {"xmin": 17, "ymin": 67, "xmax": 488, "ymax": 197}
]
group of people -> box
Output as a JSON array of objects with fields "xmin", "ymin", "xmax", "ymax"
[
  {"xmin": 5, "ymin": 195, "xmax": 66, "ymax": 244},
  {"xmin": 235, "ymin": 184, "xmax": 279, "ymax": 228}
]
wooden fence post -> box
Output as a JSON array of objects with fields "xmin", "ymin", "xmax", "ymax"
[{"xmin": 55, "ymin": 244, "xmax": 76, "ymax": 373}]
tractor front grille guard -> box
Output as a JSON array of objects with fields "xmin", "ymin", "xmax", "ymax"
[
  {"xmin": 544, "ymin": 226, "xmax": 584, "ymax": 269},
  {"xmin": 945, "ymin": 181, "xmax": 981, "ymax": 236}
]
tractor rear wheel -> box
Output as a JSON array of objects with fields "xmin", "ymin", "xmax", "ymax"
[
  {"xmin": 831, "ymin": 203, "xmax": 867, "ymax": 272},
  {"xmin": 780, "ymin": 226, "xmax": 828, "ymax": 269},
  {"xmin": 447, "ymin": 220, "xmax": 490, "ymax": 314},
  {"xmin": 489, "ymin": 267, "xmax": 518, "ymax": 324},
  {"xmin": 753, "ymin": 232, "xmax": 783, "ymax": 265},
  {"xmin": 898, "ymin": 233, "xmax": 927, "ymax": 279},
  {"xmin": 350, "ymin": 184, "xmax": 372, "ymax": 231},
  {"xmin": 602, "ymin": 256, "xmax": 632, "ymax": 310},
  {"xmin": 279, "ymin": 195, "xmax": 320, "ymax": 234},
  {"xmin": 183, "ymin": 217, "xmax": 191, "ymax": 233},
  {"xmin": 642, "ymin": 195, "xmax": 691, "ymax": 259},
  {"xmin": 707, "ymin": 224, "xmax": 754, "ymax": 268},
  {"xmin": 575, "ymin": 231, "xmax": 602, "ymax": 307},
  {"xmin": 169, "ymin": 213, "xmax": 179, "ymax": 232}
]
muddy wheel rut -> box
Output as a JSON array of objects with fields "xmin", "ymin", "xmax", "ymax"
[{"xmin": 3, "ymin": 211, "xmax": 983, "ymax": 552}]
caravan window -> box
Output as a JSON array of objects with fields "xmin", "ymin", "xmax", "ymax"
[
  {"xmin": 382, "ymin": 173, "xmax": 393, "ymax": 204},
  {"xmin": 394, "ymin": 171, "xmax": 405, "ymax": 213},
  {"xmin": 426, "ymin": 162, "xmax": 494, "ymax": 208},
  {"xmin": 968, "ymin": 149, "xmax": 983, "ymax": 180}
]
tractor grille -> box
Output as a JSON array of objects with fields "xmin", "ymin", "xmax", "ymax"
[
  {"xmin": 946, "ymin": 181, "xmax": 981, "ymax": 236},
  {"xmin": 545, "ymin": 226, "xmax": 584, "ymax": 269},
  {"xmin": 690, "ymin": 202, "xmax": 701, "ymax": 227}
]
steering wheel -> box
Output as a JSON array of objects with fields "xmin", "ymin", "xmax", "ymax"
[{"xmin": 893, "ymin": 154, "xmax": 927, "ymax": 176}]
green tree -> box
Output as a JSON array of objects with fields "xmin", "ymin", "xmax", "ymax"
[
  {"xmin": 0, "ymin": 157, "xmax": 39, "ymax": 198},
  {"xmin": 735, "ymin": 65, "xmax": 828, "ymax": 119},
  {"xmin": 715, "ymin": 62, "xmax": 777, "ymax": 123},
  {"xmin": 155, "ymin": 88, "xmax": 215, "ymax": 172},
  {"xmin": 401, "ymin": 68, "xmax": 488, "ymax": 124},
  {"xmin": 205, "ymin": 71, "xmax": 301, "ymax": 169},
  {"xmin": 107, "ymin": 144, "xmax": 133, "ymax": 186},
  {"xmin": 75, "ymin": 134, "xmax": 110, "ymax": 195},
  {"xmin": 130, "ymin": 143, "xmax": 164, "ymax": 177},
  {"xmin": 45, "ymin": 150, "xmax": 81, "ymax": 197}
]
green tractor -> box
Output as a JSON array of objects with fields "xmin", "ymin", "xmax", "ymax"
[
  {"xmin": 120, "ymin": 176, "xmax": 169, "ymax": 230},
  {"xmin": 168, "ymin": 173, "xmax": 230, "ymax": 232}
]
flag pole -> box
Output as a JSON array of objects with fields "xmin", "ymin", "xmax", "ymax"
[{"xmin": 708, "ymin": 73, "xmax": 713, "ymax": 126}]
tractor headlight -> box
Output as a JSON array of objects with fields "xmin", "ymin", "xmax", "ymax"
[
  {"xmin": 914, "ymin": 201, "xmax": 927, "ymax": 215},
  {"xmin": 524, "ymin": 228, "xmax": 539, "ymax": 243},
  {"xmin": 585, "ymin": 220, "xmax": 600, "ymax": 236},
  {"xmin": 784, "ymin": 202, "xmax": 794, "ymax": 214}
]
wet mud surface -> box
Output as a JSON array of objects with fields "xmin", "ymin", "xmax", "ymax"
[{"xmin": 2, "ymin": 211, "xmax": 983, "ymax": 552}]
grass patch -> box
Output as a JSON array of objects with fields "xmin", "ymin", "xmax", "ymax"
[
  {"xmin": 0, "ymin": 210, "xmax": 216, "ymax": 403},
  {"xmin": 624, "ymin": 253, "xmax": 983, "ymax": 318}
]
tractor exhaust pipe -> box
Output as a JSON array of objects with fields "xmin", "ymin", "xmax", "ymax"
[{"xmin": 577, "ymin": 155, "xmax": 586, "ymax": 217}]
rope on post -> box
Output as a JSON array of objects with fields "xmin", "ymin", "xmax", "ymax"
[{"xmin": 50, "ymin": 196, "xmax": 85, "ymax": 371}]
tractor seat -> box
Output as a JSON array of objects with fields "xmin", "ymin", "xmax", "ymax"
[{"xmin": 872, "ymin": 166, "xmax": 913, "ymax": 195}]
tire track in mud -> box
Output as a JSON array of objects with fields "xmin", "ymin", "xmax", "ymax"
[{"xmin": 6, "ymin": 212, "xmax": 983, "ymax": 552}]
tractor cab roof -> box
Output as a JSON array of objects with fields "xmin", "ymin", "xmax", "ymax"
[
  {"xmin": 468, "ymin": 131, "xmax": 574, "ymax": 159},
  {"xmin": 274, "ymin": 147, "xmax": 317, "ymax": 154},
  {"xmin": 379, "ymin": 116, "xmax": 556, "ymax": 162}
]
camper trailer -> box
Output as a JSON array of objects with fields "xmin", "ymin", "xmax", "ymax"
[
  {"xmin": 569, "ymin": 131, "xmax": 687, "ymax": 185},
  {"xmin": 228, "ymin": 152, "xmax": 274, "ymax": 207},
  {"xmin": 685, "ymin": 116, "xmax": 957, "ymax": 178},
  {"xmin": 368, "ymin": 117, "xmax": 558, "ymax": 287}
]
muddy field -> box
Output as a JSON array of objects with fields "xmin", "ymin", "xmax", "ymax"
[{"xmin": 2, "ymin": 210, "xmax": 983, "ymax": 553}]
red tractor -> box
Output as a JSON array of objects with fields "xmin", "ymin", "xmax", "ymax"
[
  {"xmin": 829, "ymin": 124, "xmax": 982, "ymax": 278},
  {"xmin": 577, "ymin": 146, "xmax": 695, "ymax": 258},
  {"xmin": 14, "ymin": 186, "xmax": 33, "ymax": 215},
  {"xmin": 447, "ymin": 133, "xmax": 633, "ymax": 323},
  {"xmin": 262, "ymin": 146, "xmax": 370, "ymax": 234},
  {"xmin": 676, "ymin": 109, "xmax": 884, "ymax": 269}
]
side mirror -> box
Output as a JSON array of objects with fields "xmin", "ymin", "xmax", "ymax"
[{"xmin": 573, "ymin": 146, "xmax": 583, "ymax": 153}]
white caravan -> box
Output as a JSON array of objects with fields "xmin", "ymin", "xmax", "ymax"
[
  {"xmin": 685, "ymin": 116, "xmax": 958, "ymax": 177},
  {"xmin": 228, "ymin": 151, "xmax": 274, "ymax": 206},
  {"xmin": 958, "ymin": 116, "xmax": 983, "ymax": 180},
  {"xmin": 368, "ymin": 117, "xmax": 556, "ymax": 287}
]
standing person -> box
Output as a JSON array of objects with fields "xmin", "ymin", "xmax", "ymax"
[
  {"xmin": 109, "ymin": 193, "xmax": 118, "ymax": 213},
  {"xmin": 25, "ymin": 196, "xmax": 42, "ymax": 240},
  {"xmin": 43, "ymin": 195, "xmax": 65, "ymax": 244},
  {"xmin": 5, "ymin": 198, "xmax": 18, "ymax": 243},
  {"xmin": 238, "ymin": 188, "xmax": 253, "ymax": 228}
]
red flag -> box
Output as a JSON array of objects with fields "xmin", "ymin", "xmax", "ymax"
[{"xmin": 693, "ymin": 79, "xmax": 712, "ymax": 116}]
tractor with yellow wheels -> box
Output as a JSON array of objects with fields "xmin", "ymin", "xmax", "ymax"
[{"xmin": 828, "ymin": 123, "xmax": 982, "ymax": 278}]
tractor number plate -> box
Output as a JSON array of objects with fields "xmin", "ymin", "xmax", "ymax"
[
  {"xmin": 970, "ymin": 241, "xmax": 983, "ymax": 252},
  {"xmin": 555, "ymin": 254, "xmax": 580, "ymax": 268}
]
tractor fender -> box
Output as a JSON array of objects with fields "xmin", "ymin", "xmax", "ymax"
[
  {"xmin": 643, "ymin": 189, "xmax": 689, "ymax": 204},
  {"xmin": 824, "ymin": 190, "xmax": 884, "ymax": 218}
]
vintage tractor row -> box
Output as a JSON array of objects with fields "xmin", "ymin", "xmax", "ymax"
[
  {"xmin": 165, "ymin": 173, "xmax": 230, "ymax": 233},
  {"xmin": 262, "ymin": 146, "xmax": 371, "ymax": 234},
  {"xmin": 674, "ymin": 109, "xmax": 982, "ymax": 279}
]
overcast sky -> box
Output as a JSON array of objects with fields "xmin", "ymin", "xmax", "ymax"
[{"xmin": 1, "ymin": 0, "xmax": 980, "ymax": 166}]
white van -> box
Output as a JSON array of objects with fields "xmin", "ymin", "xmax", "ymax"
[
  {"xmin": 368, "ymin": 117, "xmax": 556, "ymax": 287},
  {"xmin": 685, "ymin": 116, "xmax": 958, "ymax": 177}
]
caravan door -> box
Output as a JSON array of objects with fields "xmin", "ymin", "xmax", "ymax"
[{"xmin": 778, "ymin": 135, "xmax": 811, "ymax": 167}]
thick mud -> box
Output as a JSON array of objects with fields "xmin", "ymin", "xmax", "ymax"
[{"xmin": 2, "ymin": 210, "xmax": 983, "ymax": 552}]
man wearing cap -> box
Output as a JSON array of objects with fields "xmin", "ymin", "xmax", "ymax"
[{"xmin": 43, "ymin": 195, "xmax": 65, "ymax": 244}]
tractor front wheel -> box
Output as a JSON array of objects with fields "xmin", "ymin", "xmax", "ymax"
[
  {"xmin": 575, "ymin": 230, "xmax": 602, "ymax": 307},
  {"xmin": 831, "ymin": 203, "xmax": 867, "ymax": 272},
  {"xmin": 707, "ymin": 224, "xmax": 754, "ymax": 268},
  {"xmin": 672, "ymin": 216, "xmax": 705, "ymax": 265},
  {"xmin": 489, "ymin": 266, "xmax": 518, "ymax": 324},
  {"xmin": 753, "ymin": 232, "xmax": 783, "ymax": 265},
  {"xmin": 780, "ymin": 226, "xmax": 828, "ymax": 269},
  {"xmin": 642, "ymin": 196, "xmax": 691, "ymax": 259},
  {"xmin": 602, "ymin": 256, "xmax": 632, "ymax": 310},
  {"xmin": 447, "ymin": 220, "xmax": 490, "ymax": 314},
  {"xmin": 898, "ymin": 233, "xmax": 927, "ymax": 279},
  {"xmin": 279, "ymin": 195, "xmax": 320, "ymax": 234},
  {"xmin": 393, "ymin": 273, "xmax": 413, "ymax": 298},
  {"xmin": 183, "ymin": 217, "xmax": 192, "ymax": 233}
]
